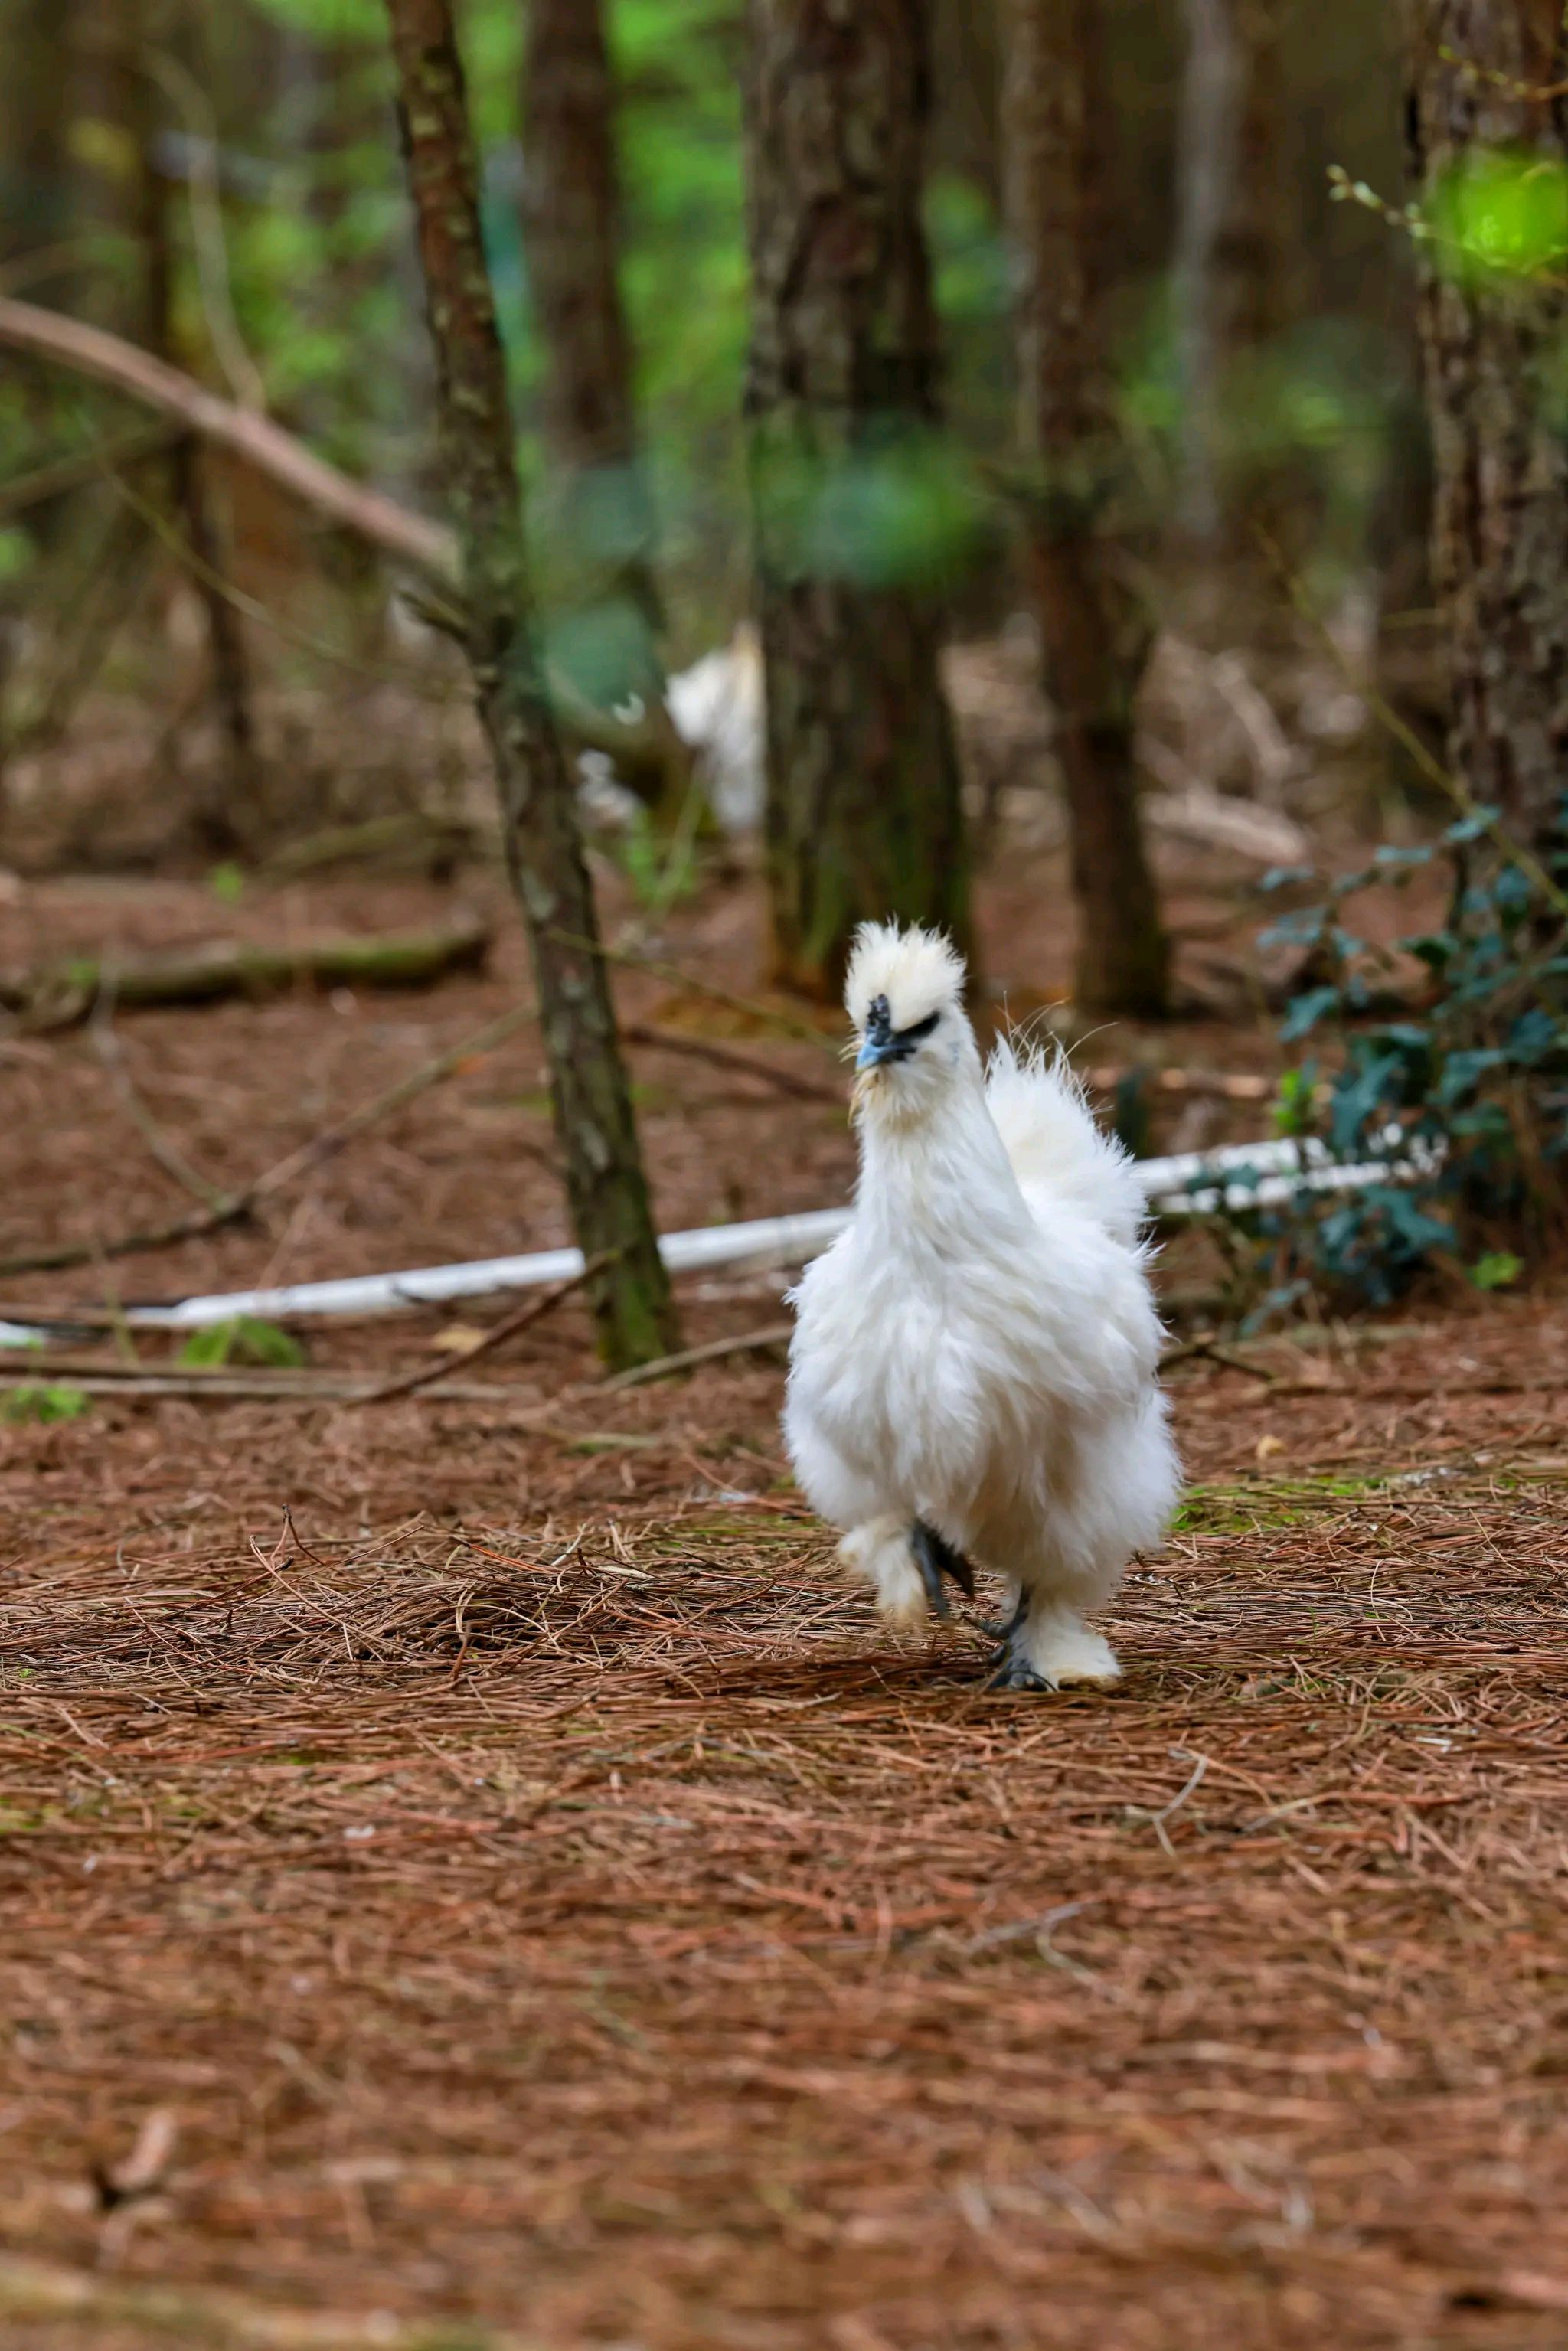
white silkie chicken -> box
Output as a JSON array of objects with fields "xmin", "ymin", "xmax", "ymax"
[{"xmin": 786, "ymin": 921, "xmax": 1181, "ymax": 1690}]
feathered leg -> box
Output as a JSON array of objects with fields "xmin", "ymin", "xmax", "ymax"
[
  {"xmin": 840, "ymin": 1517, "xmax": 926, "ymax": 1623},
  {"xmin": 841, "ymin": 1517, "xmax": 978, "ymax": 1625},
  {"xmin": 988, "ymin": 1589, "xmax": 1121, "ymax": 1692}
]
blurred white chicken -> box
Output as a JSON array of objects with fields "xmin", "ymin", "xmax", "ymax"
[{"xmin": 786, "ymin": 922, "xmax": 1180, "ymax": 1690}]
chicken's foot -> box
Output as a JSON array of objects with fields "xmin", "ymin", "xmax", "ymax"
[{"xmin": 986, "ymin": 1590, "xmax": 1053, "ymax": 1691}]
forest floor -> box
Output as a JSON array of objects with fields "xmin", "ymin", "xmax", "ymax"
[{"xmin": 2, "ymin": 858, "xmax": 1566, "ymax": 2350}]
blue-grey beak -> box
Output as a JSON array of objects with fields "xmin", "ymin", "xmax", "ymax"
[{"xmin": 857, "ymin": 993, "xmax": 897, "ymax": 1069}]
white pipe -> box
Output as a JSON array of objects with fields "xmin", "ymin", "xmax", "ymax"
[
  {"xmin": 52, "ymin": 1207, "xmax": 852, "ymax": 1332},
  {"xmin": 0, "ymin": 1135, "xmax": 1432, "ymax": 1337}
]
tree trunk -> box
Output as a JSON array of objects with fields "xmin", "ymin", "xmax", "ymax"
[
  {"xmin": 1172, "ymin": 0, "xmax": 1292, "ymax": 543},
  {"xmin": 122, "ymin": 0, "xmax": 260, "ymax": 852},
  {"xmin": 0, "ymin": 0, "xmax": 76, "ymax": 273},
  {"xmin": 1402, "ymin": 0, "xmax": 1568, "ymax": 850},
  {"xmin": 521, "ymin": 0, "xmax": 645, "ymax": 511},
  {"xmin": 521, "ymin": 0, "xmax": 691, "ymax": 821},
  {"xmin": 932, "ymin": 0, "xmax": 1001, "ymax": 208},
  {"xmin": 743, "ymin": 0, "xmax": 969, "ymax": 1001},
  {"xmin": 383, "ymin": 0, "xmax": 678, "ymax": 1370},
  {"xmin": 1001, "ymin": 0, "xmax": 1168, "ymax": 1017}
]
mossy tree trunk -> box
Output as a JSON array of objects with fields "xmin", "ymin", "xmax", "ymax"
[
  {"xmin": 384, "ymin": 0, "xmax": 678, "ymax": 1370},
  {"xmin": 743, "ymin": 0, "xmax": 969, "ymax": 1001},
  {"xmin": 1001, "ymin": 0, "xmax": 1169, "ymax": 1019},
  {"xmin": 1402, "ymin": 0, "xmax": 1568, "ymax": 851}
]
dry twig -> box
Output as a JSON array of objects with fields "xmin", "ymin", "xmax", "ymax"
[{"xmin": 358, "ymin": 1254, "xmax": 613, "ymax": 1406}]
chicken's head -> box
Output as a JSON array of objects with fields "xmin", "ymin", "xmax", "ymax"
[{"xmin": 844, "ymin": 920, "xmax": 975, "ymax": 1120}]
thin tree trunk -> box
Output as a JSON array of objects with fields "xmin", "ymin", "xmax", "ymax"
[
  {"xmin": 383, "ymin": 0, "xmax": 678, "ymax": 1370},
  {"xmin": 743, "ymin": 0, "xmax": 969, "ymax": 1001},
  {"xmin": 1402, "ymin": 0, "xmax": 1568, "ymax": 849},
  {"xmin": 123, "ymin": 0, "xmax": 260, "ymax": 852},
  {"xmin": 0, "ymin": 0, "xmax": 76, "ymax": 273},
  {"xmin": 1171, "ymin": 0, "xmax": 1241, "ymax": 544},
  {"xmin": 521, "ymin": 0, "xmax": 654, "ymax": 603},
  {"xmin": 520, "ymin": 0, "xmax": 690, "ymax": 823},
  {"xmin": 1001, "ymin": 0, "xmax": 1168, "ymax": 1017},
  {"xmin": 932, "ymin": 0, "xmax": 1001, "ymax": 208},
  {"xmin": 1172, "ymin": 0, "xmax": 1292, "ymax": 544}
]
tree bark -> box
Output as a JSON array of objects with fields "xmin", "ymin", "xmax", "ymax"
[
  {"xmin": 1001, "ymin": 0, "xmax": 1169, "ymax": 1017},
  {"xmin": 743, "ymin": 0, "xmax": 969, "ymax": 1001},
  {"xmin": 521, "ymin": 0, "xmax": 643, "ymax": 497},
  {"xmin": 1402, "ymin": 0, "xmax": 1568, "ymax": 850},
  {"xmin": 1172, "ymin": 0, "xmax": 1292, "ymax": 543},
  {"xmin": 121, "ymin": 2, "xmax": 260, "ymax": 854},
  {"xmin": 0, "ymin": 0, "xmax": 76, "ymax": 272},
  {"xmin": 520, "ymin": 0, "xmax": 686, "ymax": 816},
  {"xmin": 383, "ymin": 0, "xmax": 678, "ymax": 1369}
]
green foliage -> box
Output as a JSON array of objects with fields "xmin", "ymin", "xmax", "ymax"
[
  {"xmin": 1119, "ymin": 302, "xmax": 1400, "ymax": 581},
  {"xmin": 0, "ymin": 528, "xmax": 34, "ymax": 588},
  {"xmin": 207, "ymin": 860, "xmax": 247, "ymax": 906},
  {"xmin": 753, "ymin": 427, "xmax": 990, "ymax": 594},
  {"xmin": 1246, "ymin": 808, "xmax": 1568, "ymax": 1312},
  {"xmin": 607, "ymin": 802, "xmax": 701, "ymax": 913},
  {"xmin": 1272, "ymin": 1065, "xmax": 1318, "ymax": 1139},
  {"xmin": 245, "ymin": 0, "xmax": 382, "ymax": 37},
  {"xmin": 1430, "ymin": 149, "xmax": 1568, "ymax": 287},
  {"xmin": 230, "ymin": 0, "xmax": 1008, "ymax": 650},
  {"xmin": 2, "ymin": 1383, "xmax": 90, "ymax": 1425},
  {"xmin": 177, "ymin": 1317, "xmax": 307, "ymax": 1369}
]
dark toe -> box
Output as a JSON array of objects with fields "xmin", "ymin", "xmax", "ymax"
[{"xmin": 985, "ymin": 1658, "xmax": 1056, "ymax": 1693}]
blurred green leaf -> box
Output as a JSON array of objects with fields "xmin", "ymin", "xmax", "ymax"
[
  {"xmin": 0, "ymin": 527, "xmax": 34, "ymax": 587},
  {"xmin": 2, "ymin": 1383, "xmax": 90, "ymax": 1425},
  {"xmin": 1431, "ymin": 150, "xmax": 1568, "ymax": 284},
  {"xmin": 178, "ymin": 1318, "xmax": 306, "ymax": 1369}
]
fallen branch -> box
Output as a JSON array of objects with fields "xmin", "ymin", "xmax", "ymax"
[
  {"xmin": 1158, "ymin": 1329, "xmax": 1220, "ymax": 1370},
  {"xmin": 0, "ymin": 1202, "xmax": 256, "ymax": 1285},
  {"xmin": 1, "ymin": 919, "xmax": 492, "ymax": 1030},
  {"xmin": 358, "ymin": 1252, "xmax": 612, "ymax": 1405},
  {"xmin": 0, "ymin": 994, "xmax": 537, "ymax": 1282},
  {"xmin": 619, "ymin": 1023, "xmax": 841, "ymax": 1105},
  {"xmin": 1158, "ymin": 1331, "xmax": 1278, "ymax": 1381},
  {"xmin": 261, "ymin": 811, "xmax": 490, "ymax": 881},
  {"xmin": 599, "ymin": 1321, "xmax": 794, "ymax": 1392},
  {"xmin": 0, "ymin": 1367, "xmax": 537, "ymax": 1406},
  {"xmin": 90, "ymin": 992, "xmax": 228, "ymax": 1211},
  {"xmin": 0, "ymin": 421, "xmax": 182, "ymax": 520},
  {"xmin": 550, "ymin": 929, "xmax": 841, "ymax": 1054},
  {"xmin": 0, "ymin": 299, "xmax": 692, "ymax": 801},
  {"xmin": 0, "ymin": 295, "xmax": 455, "ymax": 582}
]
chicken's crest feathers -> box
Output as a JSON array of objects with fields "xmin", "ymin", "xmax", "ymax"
[
  {"xmin": 844, "ymin": 921, "xmax": 966, "ymax": 1036},
  {"xmin": 985, "ymin": 1034, "xmax": 1148, "ymax": 1249}
]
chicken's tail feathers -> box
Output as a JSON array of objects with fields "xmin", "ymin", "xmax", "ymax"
[{"xmin": 985, "ymin": 1034, "xmax": 1148, "ymax": 1247}]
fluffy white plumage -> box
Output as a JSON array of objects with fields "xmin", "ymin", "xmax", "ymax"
[{"xmin": 785, "ymin": 920, "xmax": 1181, "ymax": 1690}]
